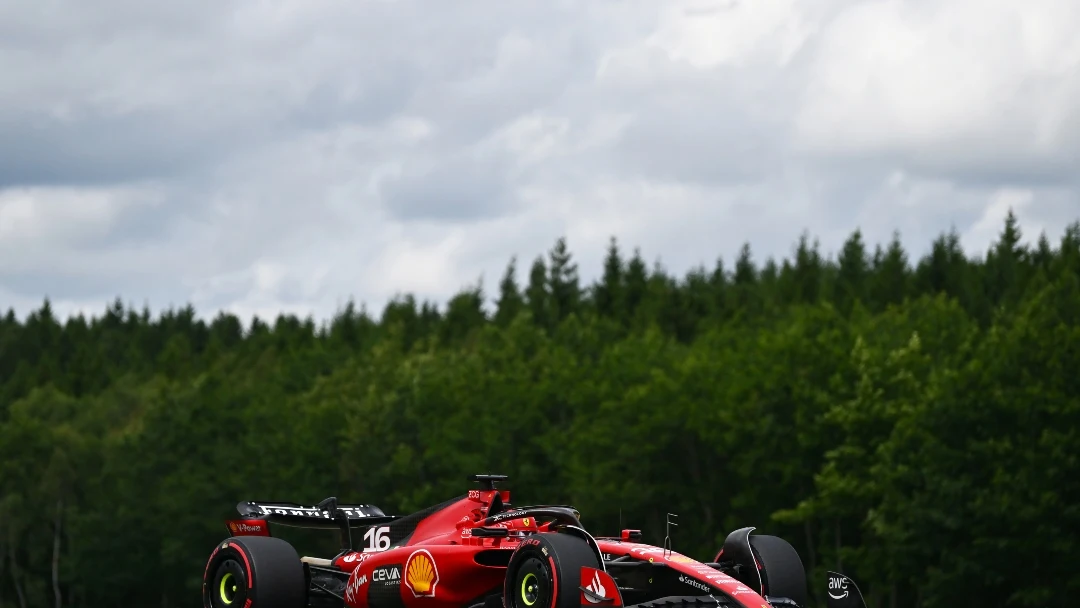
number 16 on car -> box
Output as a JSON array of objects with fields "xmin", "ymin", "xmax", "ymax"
[{"xmin": 363, "ymin": 525, "xmax": 391, "ymax": 552}]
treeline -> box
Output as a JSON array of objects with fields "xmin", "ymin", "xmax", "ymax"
[{"xmin": 1, "ymin": 211, "xmax": 1078, "ymax": 608}]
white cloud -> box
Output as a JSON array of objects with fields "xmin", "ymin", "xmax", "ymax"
[
  {"xmin": 645, "ymin": 0, "xmax": 819, "ymax": 70},
  {"xmin": 0, "ymin": 184, "xmax": 166, "ymax": 268},
  {"xmin": 1, "ymin": 0, "xmax": 1077, "ymax": 323},
  {"xmin": 794, "ymin": 0, "xmax": 1080, "ymax": 181}
]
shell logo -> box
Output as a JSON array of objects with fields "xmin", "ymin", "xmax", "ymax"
[
  {"xmin": 404, "ymin": 549, "xmax": 439, "ymax": 597},
  {"xmin": 228, "ymin": 523, "xmax": 238, "ymax": 533}
]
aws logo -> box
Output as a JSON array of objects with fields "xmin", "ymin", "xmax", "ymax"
[{"xmin": 404, "ymin": 549, "xmax": 440, "ymax": 598}]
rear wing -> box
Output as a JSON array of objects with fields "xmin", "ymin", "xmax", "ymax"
[
  {"xmin": 236, "ymin": 499, "xmax": 398, "ymax": 529},
  {"xmin": 226, "ymin": 496, "xmax": 401, "ymax": 555}
]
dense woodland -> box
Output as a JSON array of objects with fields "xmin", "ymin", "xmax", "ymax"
[{"xmin": 1, "ymin": 211, "xmax": 1078, "ymax": 608}]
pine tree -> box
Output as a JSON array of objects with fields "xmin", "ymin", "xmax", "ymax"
[
  {"xmin": 1032, "ymin": 232, "xmax": 1054, "ymax": 274},
  {"xmin": 983, "ymin": 209, "xmax": 1027, "ymax": 309},
  {"xmin": 495, "ymin": 257, "xmax": 525, "ymax": 327},
  {"xmin": 792, "ymin": 232, "xmax": 823, "ymax": 304},
  {"xmin": 623, "ymin": 248, "xmax": 648, "ymax": 325},
  {"xmin": 870, "ymin": 231, "xmax": 910, "ymax": 310},
  {"xmin": 594, "ymin": 237, "xmax": 624, "ymax": 319},
  {"xmin": 836, "ymin": 229, "xmax": 870, "ymax": 313},
  {"xmin": 708, "ymin": 256, "xmax": 729, "ymax": 317},
  {"xmin": 547, "ymin": 237, "xmax": 581, "ymax": 325},
  {"xmin": 526, "ymin": 256, "xmax": 550, "ymax": 329},
  {"xmin": 731, "ymin": 243, "xmax": 758, "ymax": 314},
  {"xmin": 440, "ymin": 280, "xmax": 488, "ymax": 345}
]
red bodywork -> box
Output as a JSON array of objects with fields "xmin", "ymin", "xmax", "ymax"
[{"xmin": 228, "ymin": 488, "xmax": 774, "ymax": 608}]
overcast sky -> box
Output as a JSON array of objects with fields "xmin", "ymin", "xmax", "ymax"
[{"xmin": 2, "ymin": 0, "xmax": 1078, "ymax": 323}]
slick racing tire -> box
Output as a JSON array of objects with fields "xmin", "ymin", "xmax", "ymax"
[
  {"xmin": 202, "ymin": 536, "xmax": 306, "ymax": 608},
  {"xmin": 505, "ymin": 533, "xmax": 601, "ymax": 608},
  {"xmin": 715, "ymin": 530, "xmax": 807, "ymax": 608},
  {"xmin": 749, "ymin": 535, "xmax": 807, "ymax": 608}
]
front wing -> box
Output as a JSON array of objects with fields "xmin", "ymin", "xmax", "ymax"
[{"xmin": 578, "ymin": 565, "xmax": 796, "ymax": 608}]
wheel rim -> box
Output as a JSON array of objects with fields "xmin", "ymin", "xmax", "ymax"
[
  {"xmin": 220, "ymin": 572, "xmax": 237, "ymax": 604},
  {"xmin": 520, "ymin": 573, "xmax": 539, "ymax": 606},
  {"xmin": 210, "ymin": 560, "xmax": 248, "ymax": 608},
  {"xmin": 513, "ymin": 557, "xmax": 550, "ymax": 608}
]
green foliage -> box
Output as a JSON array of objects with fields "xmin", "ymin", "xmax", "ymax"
[{"xmin": 1, "ymin": 213, "xmax": 1078, "ymax": 607}]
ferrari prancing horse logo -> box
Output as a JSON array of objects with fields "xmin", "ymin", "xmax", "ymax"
[{"xmin": 405, "ymin": 549, "xmax": 440, "ymax": 597}]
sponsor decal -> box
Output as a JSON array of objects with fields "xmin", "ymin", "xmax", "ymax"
[
  {"xmin": 669, "ymin": 555, "xmax": 694, "ymax": 564},
  {"xmin": 344, "ymin": 573, "xmax": 368, "ymax": 605},
  {"xmin": 522, "ymin": 518, "xmax": 531, "ymax": 527},
  {"xmin": 342, "ymin": 552, "xmax": 369, "ymax": 564},
  {"xmin": 488, "ymin": 509, "xmax": 527, "ymax": 523},
  {"xmin": 678, "ymin": 575, "xmax": 712, "ymax": 594},
  {"xmin": 250, "ymin": 503, "xmax": 381, "ymax": 520},
  {"xmin": 522, "ymin": 538, "xmax": 542, "ymax": 548},
  {"xmin": 404, "ymin": 550, "xmax": 440, "ymax": 598},
  {"xmin": 368, "ymin": 563, "xmax": 404, "ymax": 608},
  {"xmin": 373, "ymin": 564, "xmax": 402, "ymax": 586},
  {"xmin": 227, "ymin": 520, "xmax": 269, "ymax": 536},
  {"xmin": 468, "ymin": 490, "xmax": 482, "ymax": 499},
  {"xmin": 828, "ymin": 575, "xmax": 849, "ymax": 600},
  {"xmin": 730, "ymin": 585, "xmax": 753, "ymax": 596},
  {"xmin": 364, "ymin": 526, "xmax": 392, "ymax": 552},
  {"xmin": 582, "ymin": 570, "xmax": 609, "ymax": 604}
]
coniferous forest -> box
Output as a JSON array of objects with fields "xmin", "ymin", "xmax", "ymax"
[{"xmin": 1, "ymin": 211, "xmax": 1078, "ymax": 608}]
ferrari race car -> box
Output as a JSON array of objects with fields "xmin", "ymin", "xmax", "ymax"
[{"xmin": 202, "ymin": 475, "xmax": 868, "ymax": 608}]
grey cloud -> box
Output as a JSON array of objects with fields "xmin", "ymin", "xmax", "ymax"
[
  {"xmin": 0, "ymin": 110, "xmax": 255, "ymax": 188},
  {"xmin": 286, "ymin": 67, "xmax": 417, "ymax": 132},
  {"xmin": 0, "ymin": 267, "xmax": 164, "ymax": 305},
  {"xmin": 609, "ymin": 96, "xmax": 788, "ymax": 186},
  {"xmin": 0, "ymin": 3, "xmax": 426, "ymax": 189},
  {"xmin": 377, "ymin": 154, "xmax": 517, "ymax": 223},
  {"xmin": 582, "ymin": 36, "xmax": 813, "ymax": 186},
  {"xmin": 0, "ymin": 0, "xmax": 591, "ymax": 192},
  {"xmin": 898, "ymin": 147, "xmax": 1080, "ymax": 191},
  {"xmin": 795, "ymin": 138, "xmax": 1080, "ymax": 193},
  {"xmin": 1, "ymin": 0, "xmax": 1079, "ymax": 322},
  {"xmin": 791, "ymin": 0, "xmax": 1080, "ymax": 190}
]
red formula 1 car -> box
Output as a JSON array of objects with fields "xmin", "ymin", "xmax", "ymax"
[{"xmin": 202, "ymin": 475, "xmax": 869, "ymax": 608}]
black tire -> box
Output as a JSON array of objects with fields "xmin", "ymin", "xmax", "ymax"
[
  {"xmin": 749, "ymin": 535, "xmax": 807, "ymax": 607},
  {"xmin": 504, "ymin": 533, "xmax": 601, "ymax": 608},
  {"xmin": 202, "ymin": 536, "xmax": 307, "ymax": 608}
]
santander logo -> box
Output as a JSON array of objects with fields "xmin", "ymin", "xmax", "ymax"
[
  {"xmin": 342, "ymin": 552, "xmax": 369, "ymax": 564},
  {"xmin": 584, "ymin": 571, "xmax": 607, "ymax": 603}
]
